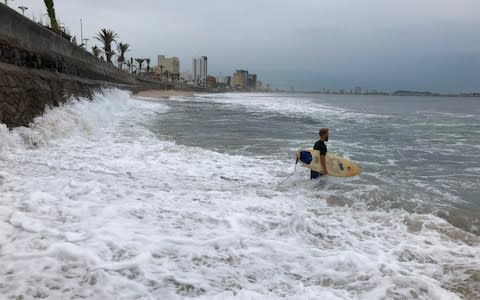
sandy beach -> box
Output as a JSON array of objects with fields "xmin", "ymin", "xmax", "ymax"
[{"xmin": 135, "ymin": 89, "xmax": 199, "ymax": 99}]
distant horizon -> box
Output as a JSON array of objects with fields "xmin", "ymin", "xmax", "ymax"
[
  {"xmin": 267, "ymin": 83, "xmax": 480, "ymax": 95},
  {"xmin": 280, "ymin": 88, "xmax": 480, "ymax": 95}
]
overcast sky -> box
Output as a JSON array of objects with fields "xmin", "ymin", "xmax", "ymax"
[{"xmin": 9, "ymin": 0, "xmax": 480, "ymax": 92}]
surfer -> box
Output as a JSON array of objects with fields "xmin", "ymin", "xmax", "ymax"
[{"xmin": 311, "ymin": 128, "xmax": 329, "ymax": 179}]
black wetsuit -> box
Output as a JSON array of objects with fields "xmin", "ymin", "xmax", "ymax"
[{"xmin": 311, "ymin": 140, "xmax": 327, "ymax": 179}]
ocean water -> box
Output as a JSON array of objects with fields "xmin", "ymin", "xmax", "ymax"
[{"xmin": 0, "ymin": 89, "xmax": 479, "ymax": 299}]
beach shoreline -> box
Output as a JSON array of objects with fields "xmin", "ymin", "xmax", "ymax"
[{"xmin": 134, "ymin": 89, "xmax": 202, "ymax": 99}]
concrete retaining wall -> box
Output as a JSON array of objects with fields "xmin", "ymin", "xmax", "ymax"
[
  {"xmin": 0, "ymin": 62, "xmax": 106, "ymax": 127},
  {"xmin": 0, "ymin": 4, "xmax": 164, "ymax": 127},
  {"xmin": 0, "ymin": 4, "xmax": 135, "ymax": 85}
]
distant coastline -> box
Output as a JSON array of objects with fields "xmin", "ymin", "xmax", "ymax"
[{"xmin": 299, "ymin": 90, "xmax": 480, "ymax": 98}]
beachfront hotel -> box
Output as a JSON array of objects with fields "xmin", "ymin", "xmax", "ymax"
[
  {"xmin": 231, "ymin": 69, "xmax": 257, "ymax": 90},
  {"xmin": 154, "ymin": 55, "xmax": 180, "ymax": 79}
]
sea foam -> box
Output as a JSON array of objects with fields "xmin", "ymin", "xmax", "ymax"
[{"xmin": 0, "ymin": 89, "xmax": 478, "ymax": 299}]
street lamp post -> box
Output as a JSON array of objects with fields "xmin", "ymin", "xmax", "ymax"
[
  {"xmin": 18, "ymin": 5, "xmax": 27, "ymax": 16},
  {"xmin": 83, "ymin": 38, "xmax": 89, "ymax": 49},
  {"xmin": 80, "ymin": 19, "xmax": 84, "ymax": 47}
]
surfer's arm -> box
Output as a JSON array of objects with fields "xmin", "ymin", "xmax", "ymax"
[{"xmin": 320, "ymin": 155, "xmax": 328, "ymax": 175}]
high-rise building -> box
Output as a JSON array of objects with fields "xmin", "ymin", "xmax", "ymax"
[
  {"xmin": 247, "ymin": 73, "xmax": 257, "ymax": 89},
  {"xmin": 231, "ymin": 70, "xmax": 248, "ymax": 88},
  {"xmin": 155, "ymin": 55, "xmax": 180, "ymax": 75},
  {"xmin": 224, "ymin": 76, "xmax": 231, "ymax": 87},
  {"xmin": 231, "ymin": 70, "xmax": 260, "ymax": 90},
  {"xmin": 193, "ymin": 56, "xmax": 208, "ymax": 86}
]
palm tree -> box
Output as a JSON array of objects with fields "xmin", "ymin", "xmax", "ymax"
[
  {"xmin": 43, "ymin": 0, "xmax": 60, "ymax": 33},
  {"xmin": 95, "ymin": 29, "xmax": 118, "ymax": 63},
  {"xmin": 145, "ymin": 58, "xmax": 151, "ymax": 72},
  {"xmin": 135, "ymin": 58, "xmax": 145, "ymax": 73},
  {"xmin": 117, "ymin": 43, "xmax": 130, "ymax": 69},
  {"xmin": 159, "ymin": 65, "xmax": 164, "ymax": 80},
  {"xmin": 165, "ymin": 70, "xmax": 170, "ymax": 82},
  {"xmin": 92, "ymin": 45, "xmax": 101, "ymax": 58}
]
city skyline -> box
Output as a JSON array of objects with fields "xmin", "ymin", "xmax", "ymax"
[{"xmin": 10, "ymin": 0, "xmax": 480, "ymax": 93}]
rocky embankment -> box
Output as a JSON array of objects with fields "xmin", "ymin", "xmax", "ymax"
[{"xmin": 0, "ymin": 62, "xmax": 114, "ymax": 127}]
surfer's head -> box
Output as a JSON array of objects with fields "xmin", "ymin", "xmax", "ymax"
[{"xmin": 319, "ymin": 128, "xmax": 329, "ymax": 141}]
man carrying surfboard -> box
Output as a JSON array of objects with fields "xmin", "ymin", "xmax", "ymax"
[
  {"xmin": 296, "ymin": 128, "xmax": 361, "ymax": 177},
  {"xmin": 311, "ymin": 128, "xmax": 329, "ymax": 179}
]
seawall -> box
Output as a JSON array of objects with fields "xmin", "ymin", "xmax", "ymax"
[{"xmin": 0, "ymin": 4, "xmax": 169, "ymax": 128}]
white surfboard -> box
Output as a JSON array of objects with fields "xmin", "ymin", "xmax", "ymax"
[{"xmin": 295, "ymin": 148, "xmax": 361, "ymax": 177}]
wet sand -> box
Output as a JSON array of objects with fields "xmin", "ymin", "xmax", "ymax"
[{"xmin": 135, "ymin": 89, "xmax": 199, "ymax": 99}]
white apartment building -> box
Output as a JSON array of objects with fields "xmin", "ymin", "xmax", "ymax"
[{"xmin": 193, "ymin": 56, "xmax": 208, "ymax": 86}]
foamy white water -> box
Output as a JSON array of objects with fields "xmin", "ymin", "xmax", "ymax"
[{"xmin": 0, "ymin": 89, "xmax": 478, "ymax": 299}]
